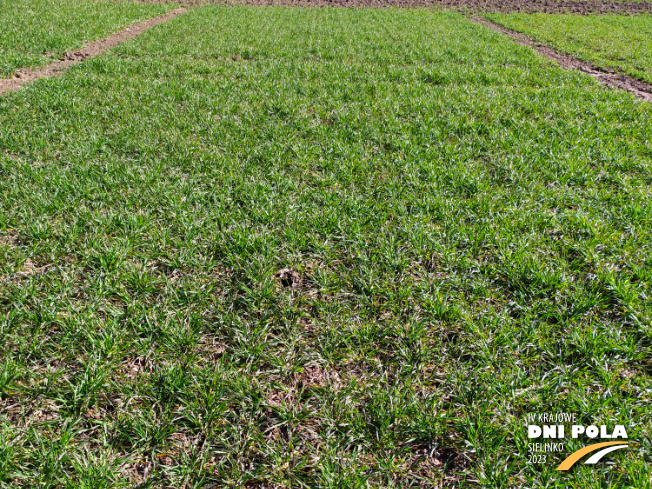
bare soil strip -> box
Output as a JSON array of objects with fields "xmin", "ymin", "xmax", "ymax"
[
  {"xmin": 0, "ymin": 8, "xmax": 187, "ymax": 96},
  {"xmin": 145, "ymin": 0, "xmax": 652, "ymax": 14},
  {"xmin": 472, "ymin": 17, "xmax": 652, "ymax": 102}
]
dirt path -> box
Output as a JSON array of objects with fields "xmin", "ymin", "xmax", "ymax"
[
  {"xmin": 0, "ymin": 8, "xmax": 187, "ymax": 96},
  {"xmin": 471, "ymin": 17, "xmax": 652, "ymax": 102}
]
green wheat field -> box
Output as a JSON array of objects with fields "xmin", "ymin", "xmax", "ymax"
[{"xmin": 0, "ymin": 3, "xmax": 651, "ymax": 488}]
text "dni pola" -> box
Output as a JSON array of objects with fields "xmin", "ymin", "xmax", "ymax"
[{"xmin": 528, "ymin": 425, "xmax": 628, "ymax": 439}]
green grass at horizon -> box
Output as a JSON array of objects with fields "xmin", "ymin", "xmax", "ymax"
[
  {"xmin": 0, "ymin": 6, "xmax": 651, "ymax": 488},
  {"xmin": 0, "ymin": 0, "xmax": 174, "ymax": 78},
  {"xmin": 488, "ymin": 13, "xmax": 652, "ymax": 84}
]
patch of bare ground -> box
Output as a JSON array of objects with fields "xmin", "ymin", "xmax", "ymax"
[
  {"xmin": 0, "ymin": 8, "xmax": 187, "ymax": 96},
  {"xmin": 0, "ymin": 231, "xmax": 55, "ymax": 282},
  {"xmin": 472, "ymin": 17, "xmax": 652, "ymax": 101},
  {"xmin": 401, "ymin": 445, "xmax": 472, "ymax": 487},
  {"xmin": 127, "ymin": 0, "xmax": 652, "ymax": 14},
  {"xmin": 275, "ymin": 268, "xmax": 303, "ymax": 289},
  {"xmin": 0, "ymin": 231, "xmax": 19, "ymax": 247},
  {"xmin": 121, "ymin": 457, "xmax": 154, "ymax": 486}
]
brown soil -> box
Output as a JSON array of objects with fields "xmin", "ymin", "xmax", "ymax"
[
  {"xmin": 150, "ymin": 0, "xmax": 652, "ymax": 14},
  {"xmin": 472, "ymin": 17, "xmax": 652, "ymax": 101},
  {"xmin": 275, "ymin": 268, "xmax": 303, "ymax": 288},
  {"xmin": 0, "ymin": 8, "xmax": 187, "ymax": 96}
]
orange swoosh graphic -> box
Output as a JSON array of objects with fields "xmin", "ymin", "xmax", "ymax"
[{"xmin": 557, "ymin": 441, "xmax": 628, "ymax": 471}]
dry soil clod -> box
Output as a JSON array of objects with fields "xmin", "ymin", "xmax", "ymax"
[{"xmin": 276, "ymin": 268, "xmax": 303, "ymax": 289}]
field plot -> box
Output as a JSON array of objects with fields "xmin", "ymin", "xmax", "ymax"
[
  {"xmin": 1, "ymin": 6, "xmax": 652, "ymax": 488},
  {"xmin": 489, "ymin": 14, "xmax": 652, "ymax": 84},
  {"xmin": 0, "ymin": 0, "xmax": 173, "ymax": 77}
]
